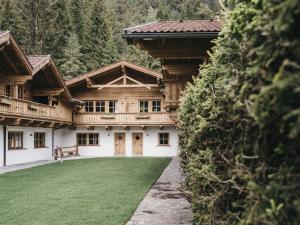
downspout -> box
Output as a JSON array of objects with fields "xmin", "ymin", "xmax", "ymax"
[{"xmin": 3, "ymin": 125, "xmax": 6, "ymax": 167}]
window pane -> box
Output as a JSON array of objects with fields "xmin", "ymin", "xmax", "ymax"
[
  {"xmin": 140, "ymin": 101, "xmax": 148, "ymax": 113},
  {"xmin": 18, "ymin": 85, "xmax": 24, "ymax": 99},
  {"xmin": 5, "ymin": 85, "xmax": 11, "ymax": 97},
  {"xmin": 109, "ymin": 101, "xmax": 117, "ymax": 113},
  {"xmin": 77, "ymin": 133, "xmax": 87, "ymax": 145},
  {"xmin": 34, "ymin": 133, "xmax": 45, "ymax": 148},
  {"xmin": 152, "ymin": 100, "xmax": 161, "ymax": 112},
  {"xmin": 89, "ymin": 133, "xmax": 99, "ymax": 145},
  {"xmin": 96, "ymin": 101, "xmax": 105, "ymax": 112},
  {"xmin": 8, "ymin": 132, "xmax": 23, "ymax": 149},
  {"xmin": 159, "ymin": 133, "xmax": 169, "ymax": 145},
  {"xmin": 84, "ymin": 101, "xmax": 94, "ymax": 112}
]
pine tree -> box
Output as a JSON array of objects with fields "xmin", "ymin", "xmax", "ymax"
[
  {"xmin": 70, "ymin": 0, "xmax": 85, "ymax": 44},
  {"xmin": 1, "ymin": 0, "xmax": 15, "ymax": 31},
  {"xmin": 84, "ymin": 0, "xmax": 114, "ymax": 70},
  {"xmin": 46, "ymin": 0, "xmax": 71, "ymax": 62},
  {"xmin": 60, "ymin": 32, "xmax": 87, "ymax": 80}
]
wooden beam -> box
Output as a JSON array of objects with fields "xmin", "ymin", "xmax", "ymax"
[
  {"xmin": 97, "ymin": 76, "xmax": 124, "ymax": 90},
  {"xmin": 105, "ymin": 126, "xmax": 112, "ymax": 131},
  {"xmin": 91, "ymin": 84, "xmax": 158, "ymax": 89},
  {"xmin": 0, "ymin": 75, "xmax": 31, "ymax": 83},
  {"xmin": 32, "ymin": 88, "xmax": 64, "ymax": 96},
  {"xmin": 86, "ymin": 78, "xmax": 95, "ymax": 87},
  {"xmin": 126, "ymin": 75, "xmax": 151, "ymax": 90},
  {"xmin": 11, "ymin": 118, "xmax": 21, "ymax": 126}
]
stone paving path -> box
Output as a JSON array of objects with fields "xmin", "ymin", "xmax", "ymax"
[
  {"xmin": 0, "ymin": 156, "xmax": 94, "ymax": 175},
  {"xmin": 0, "ymin": 160, "xmax": 56, "ymax": 174},
  {"xmin": 126, "ymin": 158, "xmax": 193, "ymax": 225}
]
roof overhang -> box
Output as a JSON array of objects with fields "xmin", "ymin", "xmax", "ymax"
[{"xmin": 122, "ymin": 31, "xmax": 219, "ymax": 40}]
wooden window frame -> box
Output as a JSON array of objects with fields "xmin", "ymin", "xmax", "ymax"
[
  {"xmin": 77, "ymin": 133, "xmax": 99, "ymax": 146},
  {"xmin": 152, "ymin": 100, "xmax": 161, "ymax": 112},
  {"xmin": 108, "ymin": 101, "xmax": 117, "ymax": 113},
  {"xmin": 5, "ymin": 84, "xmax": 12, "ymax": 97},
  {"xmin": 34, "ymin": 132, "xmax": 46, "ymax": 148},
  {"xmin": 8, "ymin": 131, "xmax": 24, "ymax": 150},
  {"xmin": 84, "ymin": 101, "xmax": 94, "ymax": 112},
  {"xmin": 158, "ymin": 133, "xmax": 170, "ymax": 146},
  {"xmin": 17, "ymin": 85, "xmax": 24, "ymax": 99},
  {"xmin": 95, "ymin": 101, "xmax": 105, "ymax": 113},
  {"xmin": 139, "ymin": 100, "xmax": 149, "ymax": 113},
  {"xmin": 88, "ymin": 133, "xmax": 99, "ymax": 146}
]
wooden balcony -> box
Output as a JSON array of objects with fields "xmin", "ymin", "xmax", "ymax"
[
  {"xmin": 0, "ymin": 96, "xmax": 72, "ymax": 126},
  {"xmin": 75, "ymin": 112, "xmax": 175, "ymax": 126}
]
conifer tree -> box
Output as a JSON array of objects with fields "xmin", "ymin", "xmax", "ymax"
[
  {"xmin": 60, "ymin": 32, "xmax": 87, "ymax": 80},
  {"xmin": 46, "ymin": 0, "xmax": 71, "ymax": 62},
  {"xmin": 1, "ymin": 0, "xmax": 15, "ymax": 31},
  {"xmin": 70, "ymin": 0, "xmax": 85, "ymax": 44},
  {"xmin": 84, "ymin": 0, "xmax": 114, "ymax": 70}
]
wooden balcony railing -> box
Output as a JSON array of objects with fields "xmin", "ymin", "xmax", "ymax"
[
  {"xmin": 75, "ymin": 112, "xmax": 175, "ymax": 126},
  {"xmin": 0, "ymin": 96, "xmax": 72, "ymax": 123}
]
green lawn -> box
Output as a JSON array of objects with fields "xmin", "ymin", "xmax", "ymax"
[{"xmin": 0, "ymin": 157, "xmax": 171, "ymax": 225}]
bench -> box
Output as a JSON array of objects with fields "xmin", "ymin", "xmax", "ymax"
[{"xmin": 54, "ymin": 145, "xmax": 79, "ymax": 160}]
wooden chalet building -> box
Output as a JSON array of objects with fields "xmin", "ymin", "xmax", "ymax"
[
  {"xmin": 0, "ymin": 31, "xmax": 76, "ymax": 166},
  {"xmin": 59, "ymin": 61, "xmax": 178, "ymax": 157},
  {"xmin": 0, "ymin": 20, "xmax": 221, "ymax": 166},
  {"xmin": 122, "ymin": 20, "xmax": 222, "ymax": 121}
]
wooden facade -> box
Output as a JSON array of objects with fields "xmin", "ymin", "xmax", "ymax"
[
  {"xmin": 66, "ymin": 61, "xmax": 175, "ymax": 128},
  {"xmin": 122, "ymin": 21, "xmax": 221, "ymax": 121},
  {"xmin": 0, "ymin": 32, "xmax": 74, "ymax": 127}
]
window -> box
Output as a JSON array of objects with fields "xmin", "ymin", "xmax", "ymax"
[
  {"xmin": 34, "ymin": 132, "xmax": 46, "ymax": 148},
  {"xmin": 159, "ymin": 133, "xmax": 169, "ymax": 145},
  {"xmin": 8, "ymin": 132, "xmax": 23, "ymax": 150},
  {"xmin": 84, "ymin": 101, "xmax": 94, "ymax": 112},
  {"xmin": 77, "ymin": 133, "xmax": 87, "ymax": 145},
  {"xmin": 17, "ymin": 85, "xmax": 24, "ymax": 99},
  {"xmin": 77, "ymin": 133, "xmax": 99, "ymax": 146},
  {"xmin": 152, "ymin": 100, "xmax": 161, "ymax": 112},
  {"xmin": 109, "ymin": 101, "xmax": 117, "ymax": 113},
  {"xmin": 96, "ymin": 101, "xmax": 105, "ymax": 113},
  {"xmin": 89, "ymin": 133, "xmax": 99, "ymax": 145},
  {"xmin": 5, "ymin": 85, "xmax": 12, "ymax": 97},
  {"xmin": 139, "ymin": 101, "xmax": 148, "ymax": 113}
]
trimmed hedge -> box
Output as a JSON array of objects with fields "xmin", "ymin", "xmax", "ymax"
[{"xmin": 178, "ymin": 0, "xmax": 300, "ymax": 224}]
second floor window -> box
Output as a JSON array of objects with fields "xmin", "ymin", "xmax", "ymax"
[
  {"xmin": 17, "ymin": 85, "xmax": 24, "ymax": 99},
  {"xmin": 8, "ymin": 132, "xmax": 23, "ymax": 150},
  {"xmin": 84, "ymin": 101, "xmax": 94, "ymax": 112},
  {"xmin": 5, "ymin": 84, "xmax": 12, "ymax": 97},
  {"xmin": 109, "ymin": 101, "xmax": 117, "ymax": 113},
  {"xmin": 96, "ymin": 101, "xmax": 105, "ymax": 113},
  {"xmin": 139, "ymin": 101, "xmax": 148, "ymax": 113},
  {"xmin": 152, "ymin": 100, "xmax": 161, "ymax": 112}
]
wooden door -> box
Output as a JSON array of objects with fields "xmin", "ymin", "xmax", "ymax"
[
  {"xmin": 115, "ymin": 133, "xmax": 125, "ymax": 156},
  {"xmin": 132, "ymin": 133, "xmax": 143, "ymax": 156}
]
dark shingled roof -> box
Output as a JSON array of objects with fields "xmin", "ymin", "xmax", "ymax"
[
  {"xmin": 27, "ymin": 55, "xmax": 50, "ymax": 68},
  {"xmin": 124, "ymin": 20, "xmax": 222, "ymax": 34}
]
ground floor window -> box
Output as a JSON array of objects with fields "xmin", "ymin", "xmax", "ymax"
[
  {"xmin": 77, "ymin": 133, "xmax": 99, "ymax": 146},
  {"xmin": 34, "ymin": 132, "xmax": 46, "ymax": 148},
  {"xmin": 8, "ymin": 132, "xmax": 23, "ymax": 150},
  {"xmin": 158, "ymin": 133, "xmax": 169, "ymax": 146}
]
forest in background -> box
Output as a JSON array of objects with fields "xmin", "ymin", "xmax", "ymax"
[{"xmin": 0, "ymin": 0, "xmax": 219, "ymax": 80}]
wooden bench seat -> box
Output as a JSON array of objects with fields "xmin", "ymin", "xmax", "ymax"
[{"xmin": 54, "ymin": 145, "xmax": 79, "ymax": 160}]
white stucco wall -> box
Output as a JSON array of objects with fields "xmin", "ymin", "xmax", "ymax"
[
  {"xmin": 0, "ymin": 125, "xmax": 4, "ymax": 167},
  {"xmin": 5, "ymin": 126, "xmax": 53, "ymax": 166},
  {"xmin": 55, "ymin": 126, "xmax": 178, "ymax": 157}
]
